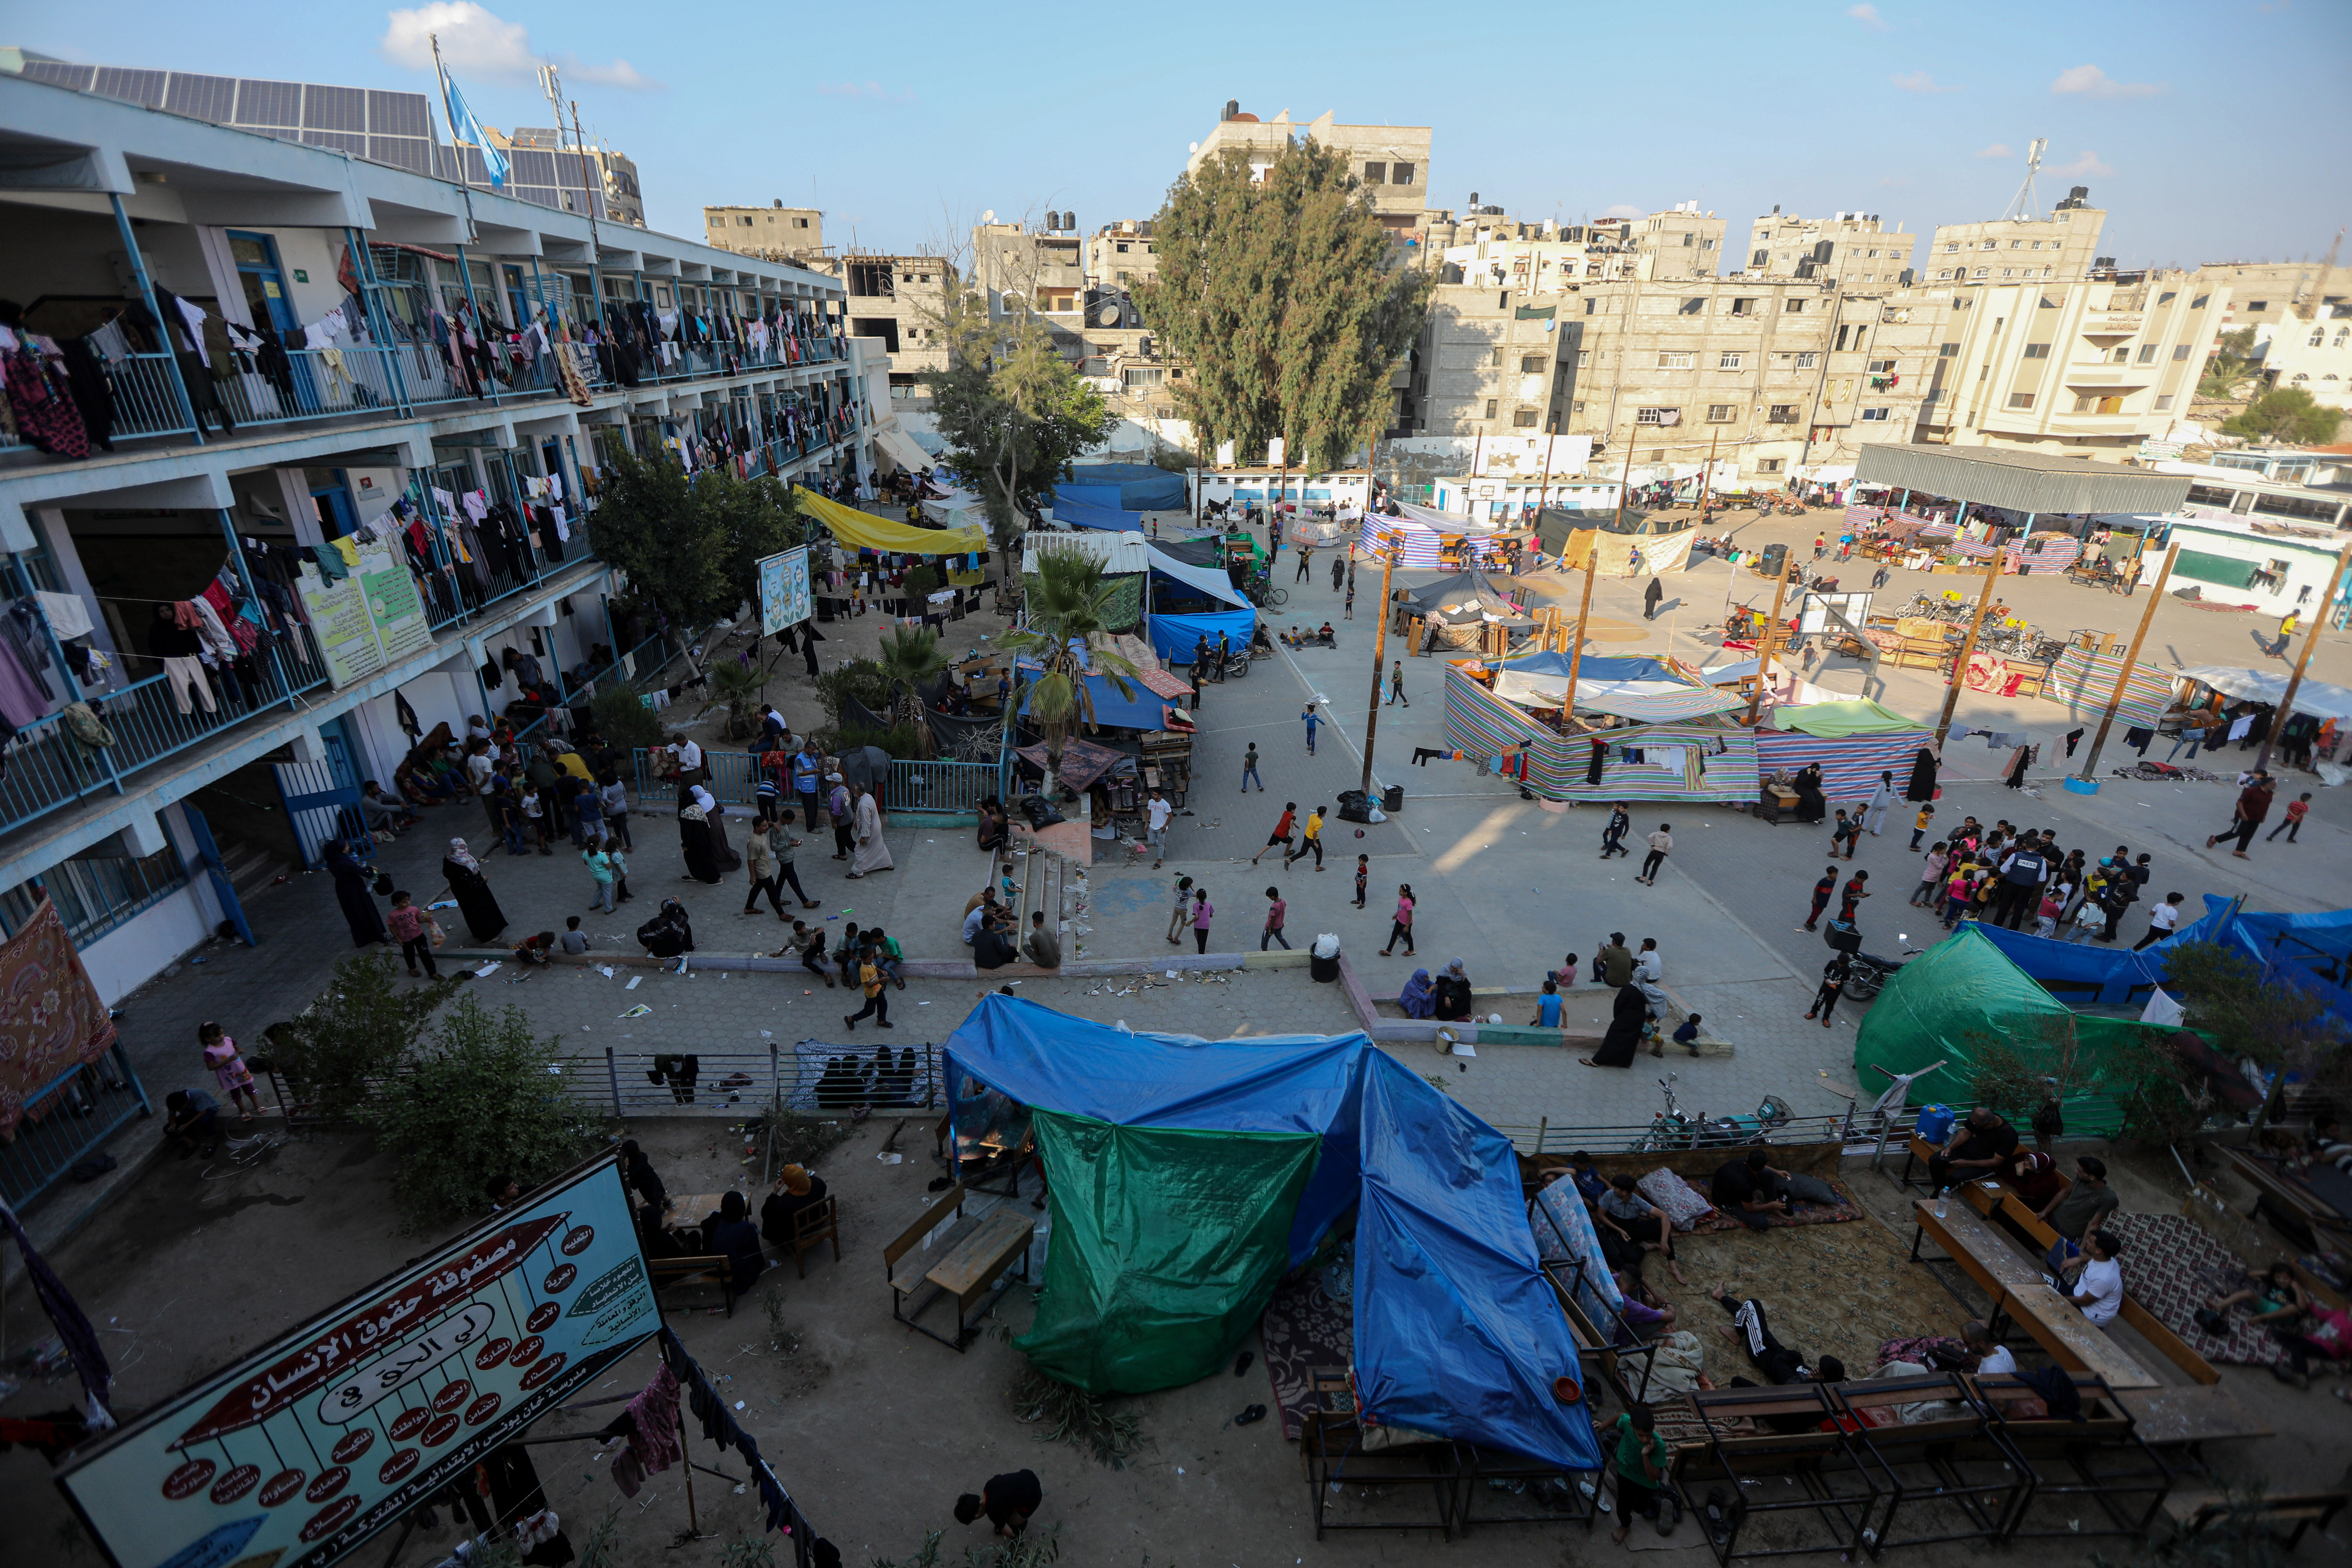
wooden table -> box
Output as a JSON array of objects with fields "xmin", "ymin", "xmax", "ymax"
[
  {"xmin": 2112, "ymin": 1385, "xmax": 2271, "ymax": 1448},
  {"xmin": 664, "ymin": 1192, "xmax": 738, "ymax": 1231},
  {"xmin": 1909, "ymin": 1198, "xmax": 2158, "ymax": 1390},
  {"xmin": 908, "ymin": 1207, "xmax": 1034, "ymax": 1351}
]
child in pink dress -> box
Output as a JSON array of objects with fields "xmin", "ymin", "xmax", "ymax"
[{"xmin": 200, "ymin": 1021, "xmax": 262, "ymax": 1122}]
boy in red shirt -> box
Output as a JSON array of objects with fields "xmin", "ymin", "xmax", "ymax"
[{"xmin": 2267, "ymin": 792, "xmax": 2312, "ymax": 844}]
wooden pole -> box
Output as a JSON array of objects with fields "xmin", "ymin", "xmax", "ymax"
[
  {"xmin": 1360, "ymin": 546, "xmax": 1399, "ymax": 796},
  {"xmin": 677, "ymin": 1411, "xmax": 701, "ymax": 1534},
  {"xmin": 1745, "ymin": 555, "xmax": 1797, "ymax": 726},
  {"xmin": 2076, "ymin": 542, "xmax": 2178, "ymax": 782},
  {"xmin": 1564, "ymin": 434, "xmax": 1638, "ymax": 715},
  {"xmin": 1933, "ymin": 562, "xmax": 2006, "ymax": 747},
  {"xmin": 2256, "ymin": 540, "xmax": 2352, "ymax": 772}
]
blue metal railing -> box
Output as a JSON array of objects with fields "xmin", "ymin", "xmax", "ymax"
[
  {"xmin": 630, "ymin": 749, "xmax": 998, "ymax": 817},
  {"xmin": 0, "ymin": 1043, "xmax": 151, "ymax": 1209}
]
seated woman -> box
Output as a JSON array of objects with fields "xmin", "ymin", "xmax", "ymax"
[
  {"xmin": 1398, "ymin": 967, "xmax": 1437, "ymax": 1020},
  {"xmin": 637, "ymin": 898, "xmax": 695, "ymax": 959},
  {"xmin": 1431, "ymin": 960, "xmax": 1474, "ymax": 1022},
  {"xmin": 698, "ymin": 1191, "xmax": 768, "ymax": 1294}
]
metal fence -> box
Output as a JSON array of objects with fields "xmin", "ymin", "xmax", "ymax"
[
  {"xmin": 0, "ymin": 1044, "xmax": 152, "ymax": 1208},
  {"xmin": 1489, "ymin": 1106, "xmax": 1920, "ymax": 1158},
  {"xmin": 631, "ymin": 752, "xmax": 998, "ymax": 816}
]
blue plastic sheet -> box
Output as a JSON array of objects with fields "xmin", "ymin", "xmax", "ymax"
[
  {"xmin": 1148, "ymin": 608, "xmax": 1255, "ymax": 661},
  {"xmin": 1066, "ymin": 463, "xmax": 1188, "ymax": 510},
  {"xmin": 1968, "ymin": 922, "xmax": 2172, "ymax": 1004},
  {"xmin": 1018, "ymin": 671, "xmax": 1164, "ymax": 731},
  {"xmin": 2174, "ymin": 896, "xmax": 2352, "ymax": 1028},
  {"xmin": 1054, "ymin": 496, "xmax": 1145, "ymax": 532},
  {"xmin": 943, "ymin": 995, "xmax": 1602, "ymax": 1473}
]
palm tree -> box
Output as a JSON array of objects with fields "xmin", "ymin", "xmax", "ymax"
[
  {"xmin": 995, "ymin": 550, "xmax": 1140, "ymax": 796},
  {"xmin": 875, "ymin": 624, "xmax": 949, "ymax": 756}
]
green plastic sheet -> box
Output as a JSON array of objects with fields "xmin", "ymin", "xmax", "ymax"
[
  {"xmin": 1014, "ymin": 1110, "xmax": 1322, "ymax": 1394},
  {"xmin": 1776, "ymin": 698, "xmax": 1922, "ymax": 737}
]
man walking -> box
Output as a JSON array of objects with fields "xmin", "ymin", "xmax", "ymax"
[
  {"xmin": 1302, "ymin": 703, "xmax": 1322, "ymax": 756},
  {"xmin": 1147, "ymin": 787, "xmax": 1172, "ymax": 869},
  {"xmin": 2207, "ymin": 772, "xmax": 2273, "ymax": 859},
  {"xmin": 1636, "ymin": 822, "xmax": 1673, "ymax": 886},
  {"xmin": 1800, "ymin": 866, "xmax": 1837, "ymax": 932},
  {"xmin": 1600, "ymin": 802, "xmax": 1631, "ymax": 859},
  {"xmin": 1251, "ymin": 802, "xmax": 1298, "ymax": 867},
  {"xmin": 1386, "ymin": 661, "xmax": 1408, "ymax": 707},
  {"xmin": 1296, "ymin": 544, "xmax": 1314, "ymax": 582}
]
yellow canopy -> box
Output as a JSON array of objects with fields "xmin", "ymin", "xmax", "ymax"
[{"xmin": 793, "ymin": 486, "xmax": 988, "ymax": 556}]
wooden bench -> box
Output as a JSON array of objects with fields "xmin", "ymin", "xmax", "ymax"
[
  {"xmin": 882, "ymin": 1185, "xmax": 1034, "ymax": 1350},
  {"xmin": 647, "ymin": 1254, "xmax": 742, "ymax": 1316},
  {"xmin": 1827, "ymin": 1373, "xmax": 2018, "ymax": 1550},
  {"xmin": 1967, "ymin": 1371, "xmax": 2172, "ymax": 1542},
  {"xmin": 2162, "ymin": 1489, "xmax": 2347, "ymax": 1549},
  {"xmin": 1679, "ymin": 1384, "xmax": 1875, "ymax": 1562},
  {"xmin": 1907, "ymin": 1198, "xmax": 2158, "ymax": 1390},
  {"xmin": 1300, "ymin": 1374, "xmax": 1459, "ymax": 1541}
]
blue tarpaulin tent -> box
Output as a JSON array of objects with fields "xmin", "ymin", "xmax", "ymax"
[
  {"xmin": 943, "ymin": 995, "xmax": 1601, "ymax": 1471},
  {"xmin": 1146, "ymin": 542, "xmax": 1253, "ymax": 660},
  {"xmin": 1147, "ymin": 608, "xmax": 1254, "ymax": 662},
  {"xmin": 1066, "ymin": 463, "xmax": 1188, "ymax": 511},
  {"xmin": 1054, "ymin": 494, "xmax": 1146, "ymax": 532}
]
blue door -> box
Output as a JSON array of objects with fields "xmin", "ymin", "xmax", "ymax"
[
  {"xmin": 172, "ymin": 802, "xmax": 256, "ymax": 945},
  {"xmin": 312, "ymin": 474, "xmax": 359, "ymax": 540},
  {"xmin": 229, "ymin": 231, "xmax": 322, "ymax": 413}
]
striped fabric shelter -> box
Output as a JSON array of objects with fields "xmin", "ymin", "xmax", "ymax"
[
  {"xmin": 1752, "ymin": 724, "xmax": 1931, "ymax": 803},
  {"xmin": 2039, "ymin": 645, "xmax": 2174, "ymax": 729},
  {"xmin": 1441, "ymin": 661, "xmax": 1760, "ymax": 803}
]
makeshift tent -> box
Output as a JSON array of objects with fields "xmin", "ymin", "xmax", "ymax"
[
  {"xmin": 1401, "ymin": 569, "xmax": 1533, "ymax": 626},
  {"xmin": 2173, "ymin": 666, "xmax": 2352, "ymax": 723},
  {"xmin": 1144, "ymin": 542, "xmax": 1254, "ymax": 661},
  {"xmin": 1557, "ymin": 527, "xmax": 1699, "ymax": 577},
  {"xmin": 942, "ymin": 994, "xmax": 1602, "ymax": 1471},
  {"xmin": 1474, "ymin": 650, "xmax": 1744, "ymax": 722},
  {"xmin": 871, "ymin": 424, "xmax": 933, "ymax": 473},
  {"xmin": 1774, "ymin": 699, "xmax": 1920, "ymax": 738},
  {"xmin": 1015, "ymin": 642, "xmax": 1168, "ymax": 733},
  {"xmin": 2173, "ymin": 895, "xmax": 2352, "ymax": 1031},
  {"xmin": 794, "ymin": 486, "xmax": 988, "ymax": 556},
  {"xmin": 1152, "ymin": 535, "xmax": 1227, "ymax": 569},
  {"xmin": 1966, "ymin": 920, "xmax": 2174, "ymax": 1007},
  {"xmin": 1753, "ymin": 709, "xmax": 1932, "ymax": 802},
  {"xmin": 1064, "ymin": 462, "xmax": 1188, "ymax": 511},
  {"xmin": 1359, "ymin": 510, "xmax": 1511, "ymax": 568},
  {"xmin": 2038, "ymin": 645, "xmax": 2175, "ymax": 730},
  {"xmin": 1443, "ymin": 662, "xmax": 1759, "ymax": 802},
  {"xmin": 1023, "ymin": 530, "xmax": 1152, "ymax": 575},
  {"xmin": 1052, "ymin": 493, "xmax": 1146, "ymax": 533}
]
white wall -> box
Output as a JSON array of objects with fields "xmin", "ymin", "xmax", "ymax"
[{"xmin": 78, "ymin": 882, "xmax": 214, "ymax": 1008}]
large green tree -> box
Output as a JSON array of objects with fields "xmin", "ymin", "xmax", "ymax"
[
  {"xmin": 2221, "ymin": 385, "xmax": 2340, "ymax": 444},
  {"xmin": 585, "ymin": 451, "xmax": 806, "ymax": 630},
  {"xmin": 926, "ymin": 271, "xmax": 1115, "ymax": 550},
  {"xmin": 1138, "ymin": 139, "xmax": 1432, "ymax": 473}
]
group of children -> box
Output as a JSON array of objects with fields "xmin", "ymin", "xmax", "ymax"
[
  {"xmin": 1906, "ymin": 814, "xmax": 2180, "ymax": 947},
  {"xmin": 774, "ymin": 918, "xmax": 906, "ymax": 1031}
]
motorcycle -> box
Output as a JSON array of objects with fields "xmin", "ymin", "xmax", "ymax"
[
  {"xmin": 1839, "ymin": 947, "xmax": 1922, "ymax": 1001},
  {"xmin": 1690, "ymin": 1093, "xmax": 1795, "ymax": 1147}
]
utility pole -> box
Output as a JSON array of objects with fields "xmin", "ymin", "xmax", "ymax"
[
  {"xmin": 2256, "ymin": 540, "xmax": 2352, "ymax": 772},
  {"xmin": 1699, "ymin": 422, "xmax": 1721, "ymax": 523},
  {"xmin": 1563, "ymin": 431, "xmax": 1638, "ymax": 714},
  {"xmin": 1745, "ymin": 554, "xmax": 1797, "ymax": 725},
  {"xmin": 2076, "ymin": 543, "xmax": 2178, "ymax": 784},
  {"xmin": 1933, "ymin": 561, "xmax": 2005, "ymax": 747},
  {"xmin": 1360, "ymin": 544, "xmax": 1400, "ymax": 796}
]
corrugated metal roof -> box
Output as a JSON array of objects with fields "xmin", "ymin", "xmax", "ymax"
[{"xmin": 1853, "ymin": 443, "xmax": 2193, "ymax": 515}]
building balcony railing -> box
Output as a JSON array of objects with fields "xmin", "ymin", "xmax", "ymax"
[{"xmin": 0, "ymin": 326, "xmax": 853, "ymax": 461}]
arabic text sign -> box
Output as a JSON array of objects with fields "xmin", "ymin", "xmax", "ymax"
[
  {"xmin": 58, "ymin": 1159, "xmax": 659, "ymax": 1568},
  {"xmin": 759, "ymin": 546, "xmax": 812, "ymax": 636}
]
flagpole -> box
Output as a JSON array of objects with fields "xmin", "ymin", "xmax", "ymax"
[{"xmin": 431, "ymin": 33, "xmax": 481, "ymax": 240}]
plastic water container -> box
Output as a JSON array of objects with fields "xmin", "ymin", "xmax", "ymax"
[{"xmin": 1914, "ymin": 1104, "xmax": 1956, "ymax": 1145}]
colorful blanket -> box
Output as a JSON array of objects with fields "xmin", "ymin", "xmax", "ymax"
[
  {"xmin": 2105, "ymin": 1212, "xmax": 2286, "ymax": 1368},
  {"xmin": 1260, "ymin": 1271, "xmax": 1354, "ymax": 1441}
]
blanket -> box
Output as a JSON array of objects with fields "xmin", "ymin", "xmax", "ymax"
[
  {"xmin": 1671, "ymin": 1173, "xmax": 1866, "ymax": 1234},
  {"xmin": 1259, "ymin": 1270, "xmax": 1354, "ymax": 1441},
  {"xmin": 2105, "ymin": 1211, "xmax": 2286, "ymax": 1368}
]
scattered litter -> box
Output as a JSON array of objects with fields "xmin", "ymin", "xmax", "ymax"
[
  {"xmin": 474, "ymin": 961, "xmax": 501, "ymax": 978},
  {"xmin": 626, "ymin": 976, "xmax": 643, "ymax": 990},
  {"xmin": 428, "ymin": 899, "xmax": 458, "ymax": 910},
  {"xmin": 877, "ymin": 1153, "xmax": 903, "ymax": 1164},
  {"xmin": 618, "ymin": 1004, "xmax": 652, "ymax": 1019},
  {"xmin": 598, "ymin": 966, "xmax": 615, "ymax": 978},
  {"xmin": 918, "ymin": 1001, "xmax": 931, "ymax": 1006}
]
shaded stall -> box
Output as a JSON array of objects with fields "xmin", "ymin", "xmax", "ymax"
[
  {"xmin": 1442, "ymin": 653, "xmax": 1759, "ymax": 804},
  {"xmin": 1753, "ymin": 700, "xmax": 1933, "ymax": 804},
  {"xmin": 1145, "ymin": 542, "xmax": 1256, "ymax": 661}
]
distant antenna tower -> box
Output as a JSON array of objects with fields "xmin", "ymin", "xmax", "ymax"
[{"xmin": 2000, "ymin": 139, "xmax": 2047, "ymax": 222}]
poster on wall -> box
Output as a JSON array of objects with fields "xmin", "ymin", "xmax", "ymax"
[
  {"xmin": 293, "ymin": 566, "xmax": 385, "ymax": 689},
  {"xmin": 360, "ymin": 550, "xmax": 434, "ymax": 666},
  {"xmin": 758, "ymin": 545, "xmax": 812, "ymax": 636},
  {"xmin": 56, "ymin": 1157, "xmax": 660, "ymax": 1568}
]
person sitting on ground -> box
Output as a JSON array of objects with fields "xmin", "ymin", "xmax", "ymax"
[
  {"xmin": 1597, "ymin": 1173, "xmax": 1690, "ymax": 1285},
  {"xmin": 163, "ymin": 1087, "xmax": 220, "ymax": 1159},
  {"xmin": 512, "ymin": 930, "xmax": 556, "ymax": 967},
  {"xmin": 2273, "ymin": 1298, "xmax": 2352, "ymax": 1390},
  {"xmin": 2053, "ymin": 1228, "xmax": 2125, "ymax": 1328},
  {"xmin": 1315, "ymin": 622, "xmax": 1336, "ymax": 646},
  {"xmin": 1962, "ymin": 1318, "xmax": 2016, "ymax": 1377},
  {"xmin": 962, "ymin": 888, "xmax": 1000, "ymax": 945},
  {"xmin": 760, "ymin": 1164, "xmax": 830, "ymax": 1248},
  {"xmin": 973, "ymin": 907, "xmax": 1021, "ymax": 971},
  {"xmin": 1562, "ymin": 1150, "xmax": 1610, "ymax": 1208},
  {"xmin": 2038, "ymin": 1155, "xmax": 2120, "ymax": 1273},
  {"xmin": 1928, "ymin": 1106, "xmax": 2019, "ymax": 1192},
  {"xmin": 1431, "ymin": 959, "xmax": 1474, "ymax": 1022},
  {"xmin": 1398, "ymin": 967, "xmax": 1437, "ymax": 1020},
  {"xmin": 1710, "ymin": 1149, "xmax": 1794, "ymax": 1230},
  {"xmin": 699, "ymin": 1190, "xmax": 768, "ymax": 1293},
  {"xmin": 1023, "ymin": 910, "xmax": 1062, "ymax": 969},
  {"xmin": 560, "ymin": 915, "xmax": 591, "ymax": 955},
  {"xmin": 359, "ymin": 780, "xmax": 414, "ymax": 834},
  {"xmin": 977, "ymin": 800, "xmax": 1009, "ymax": 854},
  {"xmin": 1611, "ymin": 1270, "xmax": 1679, "ymax": 1341},
  {"xmin": 2204, "ymin": 1261, "xmax": 2310, "ymax": 1330},
  {"xmin": 636, "ymin": 898, "xmax": 695, "ymax": 959},
  {"xmin": 1673, "ymin": 1014, "xmax": 1702, "ymax": 1050}
]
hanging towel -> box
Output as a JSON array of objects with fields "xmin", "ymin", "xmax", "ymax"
[{"xmin": 34, "ymin": 591, "xmax": 92, "ymax": 642}]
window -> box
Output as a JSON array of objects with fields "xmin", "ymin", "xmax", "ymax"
[
  {"xmin": 2038, "ymin": 294, "xmax": 2059, "ymax": 309},
  {"xmin": 1679, "ymin": 297, "xmax": 1704, "ymax": 314},
  {"xmin": 1520, "ymin": 354, "xmax": 1547, "ymax": 373},
  {"xmin": 1757, "ymin": 457, "xmax": 1785, "ymax": 473},
  {"xmin": 1363, "ymin": 161, "xmax": 1387, "ymax": 184},
  {"xmin": 1834, "ymin": 324, "xmax": 1864, "ymax": 351},
  {"xmin": 1794, "ymin": 351, "xmax": 1818, "ymax": 368},
  {"xmin": 1750, "ymin": 249, "xmax": 1769, "ymax": 268},
  {"xmin": 1719, "ymin": 351, "xmax": 1744, "ymax": 369},
  {"xmin": 1573, "ymin": 400, "xmax": 1586, "ymax": 414},
  {"xmin": 2073, "ymin": 395, "xmax": 2095, "ymax": 413},
  {"xmin": 1861, "ymin": 407, "xmax": 1891, "ymax": 422},
  {"xmin": 2191, "ymin": 294, "xmax": 2209, "ymax": 308},
  {"xmin": 1730, "ymin": 298, "xmax": 1758, "ymax": 316},
  {"xmin": 1584, "ymin": 297, "xmax": 1598, "ymax": 314},
  {"xmin": 1682, "ymin": 233, "xmax": 1695, "ymax": 247},
  {"xmin": 1867, "ymin": 358, "xmax": 1896, "ymax": 373},
  {"xmin": 1767, "ymin": 404, "xmax": 1799, "ymax": 423},
  {"xmin": 2248, "ymin": 300, "xmax": 2268, "ymax": 312},
  {"xmin": 1122, "ymin": 367, "xmax": 1165, "ymax": 388},
  {"xmin": 2312, "ymin": 328, "xmax": 2328, "ymax": 348},
  {"xmin": 1785, "ymin": 298, "xmax": 1807, "ymax": 313},
  {"xmin": 2138, "ymin": 343, "xmax": 2158, "ymax": 362},
  {"xmin": 2110, "ymin": 345, "xmax": 2130, "ymax": 363},
  {"xmin": 2172, "ymin": 344, "xmax": 2192, "ymax": 361},
  {"xmin": 1943, "ymin": 241, "xmax": 1960, "ymax": 253},
  {"xmin": 2156, "ymin": 393, "xmax": 2175, "ymax": 410},
  {"xmin": 1576, "ymin": 349, "xmax": 1591, "ymax": 368},
  {"xmin": 1491, "ymin": 347, "xmax": 1504, "ymax": 366},
  {"xmin": 1513, "ymin": 407, "xmax": 1539, "ymax": 427},
  {"xmin": 2007, "ymin": 392, "xmax": 2036, "ymax": 409},
  {"xmin": 1391, "ymin": 162, "xmax": 1416, "ymax": 185},
  {"xmin": 1634, "ymin": 406, "xmax": 1681, "ymax": 425},
  {"xmin": 1484, "ymin": 399, "xmax": 1498, "ymax": 419},
  {"xmin": 2023, "ymin": 343, "xmax": 2051, "ymax": 359},
  {"xmin": 1938, "ymin": 342, "xmax": 1959, "ymax": 358},
  {"xmin": 797, "ymin": 217, "xmax": 809, "ymax": 228},
  {"xmin": 1973, "ymin": 267, "xmax": 1989, "ymax": 278},
  {"xmin": 1707, "ymin": 403, "xmax": 1736, "ymax": 422},
  {"xmin": 1981, "ymin": 240, "xmax": 1998, "ymax": 251},
  {"xmin": 2029, "ymin": 240, "xmax": 2042, "ymax": 250},
  {"xmin": 2010, "ymin": 239, "xmax": 2024, "ymax": 249},
  {"xmin": 1658, "ymin": 351, "xmax": 1694, "ymax": 369}
]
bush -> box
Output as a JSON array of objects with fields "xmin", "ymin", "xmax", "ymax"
[
  {"xmin": 266, "ymin": 952, "xmax": 458, "ymax": 1125},
  {"xmin": 814, "ymin": 658, "xmax": 894, "ymax": 726},
  {"xmin": 591, "ymin": 685, "xmax": 663, "ymax": 755},
  {"xmin": 840, "ymin": 723, "xmax": 925, "ymax": 760},
  {"xmin": 366, "ymin": 994, "xmax": 600, "ymax": 1231}
]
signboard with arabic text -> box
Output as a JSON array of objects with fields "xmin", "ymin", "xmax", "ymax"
[
  {"xmin": 759, "ymin": 546, "xmax": 812, "ymax": 637},
  {"xmin": 57, "ymin": 1156, "xmax": 659, "ymax": 1568}
]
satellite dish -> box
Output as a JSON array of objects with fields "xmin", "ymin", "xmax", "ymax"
[
  {"xmin": 1097, "ymin": 304, "xmax": 1121, "ymax": 327},
  {"xmin": 982, "ymin": 209, "xmax": 996, "ymax": 224}
]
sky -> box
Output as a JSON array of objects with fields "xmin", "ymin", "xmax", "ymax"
[{"xmin": 16, "ymin": 0, "xmax": 2351, "ymax": 270}]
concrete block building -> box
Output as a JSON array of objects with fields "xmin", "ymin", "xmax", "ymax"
[{"xmin": 0, "ymin": 72, "xmax": 872, "ymax": 1014}]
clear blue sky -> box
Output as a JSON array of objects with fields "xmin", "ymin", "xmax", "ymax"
[{"xmin": 19, "ymin": 1, "xmax": 2350, "ymax": 268}]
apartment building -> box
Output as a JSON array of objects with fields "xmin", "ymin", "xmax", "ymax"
[
  {"xmin": 0, "ymin": 73, "xmax": 870, "ymax": 1024},
  {"xmin": 4, "ymin": 53, "xmax": 648, "ymax": 226},
  {"xmin": 1087, "ymin": 219, "xmax": 1160, "ymax": 290},
  {"xmin": 704, "ymin": 201, "xmax": 826, "ymax": 264},
  {"xmin": 1186, "ymin": 103, "xmax": 1431, "ymax": 239},
  {"xmin": 975, "ymin": 220, "xmax": 1087, "ymax": 324},
  {"xmin": 1738, "ymin": 209, "xmax": 1915, "ymax": 286},
  {"xmin": 2192, "ymin": 258, "xmax": 2342, "ymax": 331},
  {"xmin": 1631, "ymin": 203, "xmax": 1728, "ymax": 281},
  {"xmin": 829, "ymin": 251, "xmax": 951, "ymax": 385},
  {"xmin": 1920, "ymin": 190, "xmax": 2105, "ymax": 285}
]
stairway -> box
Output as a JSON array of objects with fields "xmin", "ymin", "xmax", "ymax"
[
  {"xmin": 214, "ymin": 833, "xmax": 291, "ymax": 905},
  {"xmin": 1013, "ymin": 840, "xmax": 1077, "ymax": 962}
]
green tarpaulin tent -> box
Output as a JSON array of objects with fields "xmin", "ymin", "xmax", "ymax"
[{"xmin": 1778, "ymin": 699, "xmax": 1922, "ymax": 737}]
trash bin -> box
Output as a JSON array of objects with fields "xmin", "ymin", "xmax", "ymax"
[
  {"xmin": 1310, "ymin": 933, "xmax": 1340, "ymax": 983},
  {"xmin": 1382, "ymin": 784, "xmax": 1405, "ymax": 813}
]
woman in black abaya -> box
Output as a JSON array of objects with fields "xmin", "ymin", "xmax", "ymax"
[
  {"xmin": 1792, "ymin": 763, "xmax": 1828, "ymax": 824},
  {"xmin": 678, "ymin": 797, "xmax": 723, "ymax": 884},
  {"xmin": 324, "ymin": 840, "xmax": 389, "ymax": 948},
  {"xmin": 441, "ymin": 838, "xmax": 507, "ymax": 942},
  {"xmin": 1903, "ymin": 745, "xmax": 1939, "ymax": 803},
  {"xmin": 1580, "ymin": 982, "xmax": 1651, "ymax": 1069}
]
